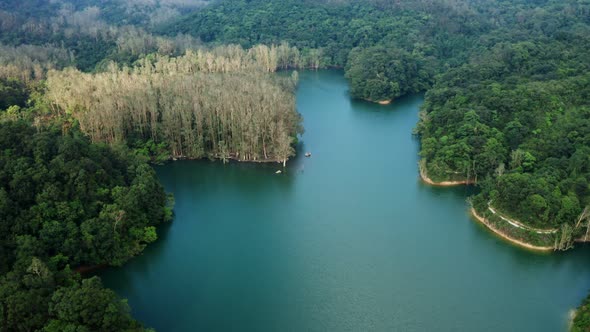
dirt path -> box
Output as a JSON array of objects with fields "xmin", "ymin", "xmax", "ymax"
[
  {"xmin": 470, "ymin": 208, "xmax": 554, "ymax": 251},
  {"xmin": 487, "ymin": 205, "xmax": 558, "ymax": 234},
  {"xmin": 418, "ymin": 161, "xmax": 557, "ymax": 250}
]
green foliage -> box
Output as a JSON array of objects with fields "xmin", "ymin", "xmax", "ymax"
[
  {"xmin": 574, "ymin": 294, "xmax": 590, "ymax": 332},
  {"xmin": 346, "ymin": 46, "xmax": 434, "ymax": 101},
  {"xmin": 47, "ymin": 277, "xmax": 141, "ymax": 331},
  {"xmin": 132, "ymin": 139, "xmax": 170, "ymax": 164},
  {"xmin": 0, "ymin": 259, "xmax": 146, "ymax": 331},
  {"xmin": 0, "ymin": 121, "xmax": 169, "ymax": 271},
  {"xmin": 0, "ymin": 78, "xmax": 27, "ymax": 110},
  {"xmin": 163, "ymin": 0, "xmax": 484, "ymax": 101},
  {"xmin": 2, "ymin": 0, "xmax": 590, "ymax": 329},
  {"xmin": 417, "ymin": 16, "xmax": 590, "ymax": 235},
  {"xmin": 0, "ymin": 121, "xmax": 168, "ymax": 331}
]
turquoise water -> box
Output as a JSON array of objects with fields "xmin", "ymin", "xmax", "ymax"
[{"xmin": 100, "ymin": 70, "xmax": 590, "ymax": 331}]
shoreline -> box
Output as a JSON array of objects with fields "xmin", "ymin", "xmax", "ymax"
[
  {"xmin": 164, "ymin": 154, "xmax": 289, "ymax": 165},
  {"xmin": 470, "ymin": 207, "xmax": 554, "ymax": 252},
  {"xmin": 419, "ymin": 162, "xmax": 475, "ymax": 186},
  {"xmin": 360, "ymin": 97, "xmax": 392, "ymax": 105},
  {"xmin": 568, "ymin": 308, "xmax": 577, "ymax": 331},
  {"xmin": 418, "ymin": 161, "xmax": 559, "ymax": 252}
]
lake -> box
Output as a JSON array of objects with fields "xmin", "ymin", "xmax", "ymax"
[{"xmin": 100, "ymin": 70, "xmax": 590, "ymax": 331}]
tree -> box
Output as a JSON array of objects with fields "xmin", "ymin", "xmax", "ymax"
[{"xmin": 47, "ymin": 277, "xmax": 142, "ymax": 331}]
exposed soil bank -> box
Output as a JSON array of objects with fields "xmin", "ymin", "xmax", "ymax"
[
  {"xmin": 419, "ymin": 162, "xmax": 558, "ymax": 251},
  {"xmin": 568, "ymin": 308, "xmax": 577, "ymax": 331},
  {"xmin": 419, "ymin": 162, "xmax": 475, "ymax": 186},
  {"xmin": 470, "ymin": 207, "xmax": 554, "ymax": 252},
  {"xmin": 361, "ymin": 98, "xmax": 392, "ymax": 105}
]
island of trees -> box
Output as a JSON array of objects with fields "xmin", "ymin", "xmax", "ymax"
[{"xmin": 1, "ymin": 0, "xmax": 590, "ymax": 329}]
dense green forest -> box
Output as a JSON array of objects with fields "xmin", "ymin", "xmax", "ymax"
[
  {"xmin": 164, "ymin": 0, "xmax": 486, "ymax": 101},
  {"xmin": 1, "ymin": 0, "xmax": 590, "ymax": 329},
  {"xmin": 419, "ymin": 40, "xmax": 590, "ymax": 246},
  {"xmin": 415, "ymin": 14, "xmax": 590, "ymax": 250},
  {"xmin": 0, "ymin": 121, "xmax": 171, "ymax": 330}
]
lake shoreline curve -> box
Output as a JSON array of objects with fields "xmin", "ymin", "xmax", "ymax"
[
  {"xmin": 360, "ymin": 97, "xmax": 392, "ymax": 105},
  {"xmin": 470, "ymin": 207, "xmax": 554, "ymax": 252},
  {"xmin": 419, "ymin": 161, "xmax": 558, "ymax": 251},
  {"xmin": 419, "ymin": 161, "xmax": 475, "ymax": 186}
]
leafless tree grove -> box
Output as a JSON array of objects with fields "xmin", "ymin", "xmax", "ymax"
[{"xmin": 46, "ymin": 45, "xmax": 304, "ymax": 164}]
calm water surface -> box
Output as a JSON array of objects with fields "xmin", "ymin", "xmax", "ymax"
[{"xmin": 101, "ymin": 71, "xmax": 590, "ymax": 331}]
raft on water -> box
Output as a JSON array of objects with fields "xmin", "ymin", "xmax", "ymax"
[
  {"xmin": 305, "ymin": 152, "xmax": 312, "ymax": 157},
  {"xmin": 275, "ymin": 170, "xmax": 282, "ymax": 174}
]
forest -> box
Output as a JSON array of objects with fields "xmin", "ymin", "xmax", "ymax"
[
  {"xmin": 0, "ymin": 1, "xmax": 305, "ymax": 329},
  {"xmin": 1, "ymin": 0, "xmax": 590, "ymax": 329},
  {"xmin": 0, "ymin": 121, "xmax": 171, "ymax": 330},
  {"xmin": 164, "ymin": 0, "xmax": 481, "ymax": 101},
  {"xmin": 46, "ymin": 46, "xmax": 303, "ymax": 164},
  {"xmin": 414, "ymin": 11, "xmax": 590, "ymax": 250}
]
